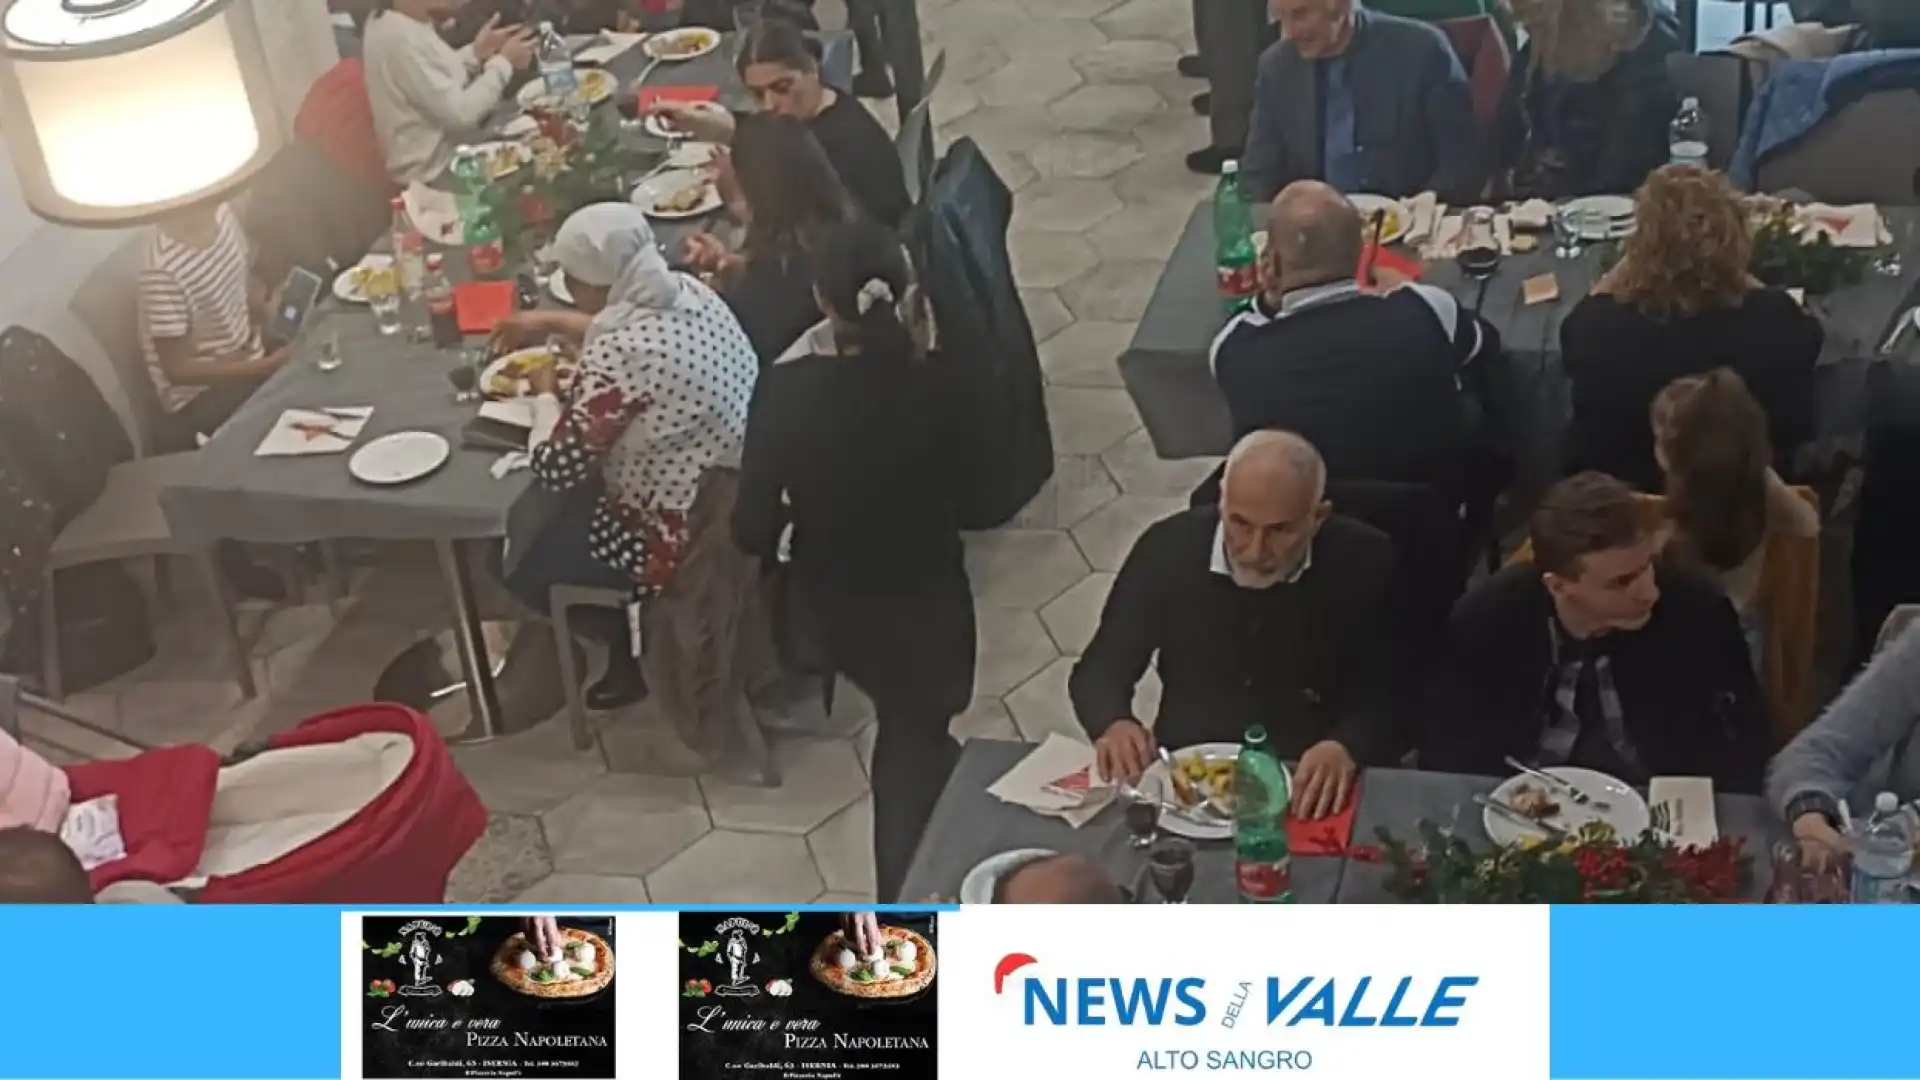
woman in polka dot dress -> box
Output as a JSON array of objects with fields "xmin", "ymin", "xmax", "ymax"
[{"xmin": 496, "ymin": 202, "xmax": 760, "ymax": 710}]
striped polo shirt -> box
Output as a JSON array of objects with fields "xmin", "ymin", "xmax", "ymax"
[{"xmin": 139, "ymin": 203, "xmax": 261, "ymax": 411}]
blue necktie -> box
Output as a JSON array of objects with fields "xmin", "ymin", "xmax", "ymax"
[{"xmin": 1322, "ymin": 58, "xmax": 1361, "ymax": 192}]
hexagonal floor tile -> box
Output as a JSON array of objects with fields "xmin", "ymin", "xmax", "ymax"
[
  {"xmin": 1071, "ymin": 495, "xmax": 1188, "ymax": 572},
  {"xmin": 1013, "ymin": 178, "xmax": 1123, "ymax": 234},
  {"xmin": 1072, "ymin": 39, "xmax": 1183, "ymax": 83},
  {"xmin": 513, "ymin": 872, "xmax": 651, "ymax": 904},
  {"xmin": 973, "ymin": 56, "xmax": 1084, "ymax": 110},
  {"xmin": 700, "ymin": 737, "xmax": 868, "ymax": 834},
  {"xmin": 815, "ymin": 889, "xmax": 879, "ymax": 904},
  {"xmin": 1049, "ymin": 84, "xmax": 1166, "ymax": 134},
  {"xmin": 1095, "ymin": 0, "xmax": 1196, "ymax": 44},
  {"xmin": 646, "ymin": 830, "xmax": 826, "ymax": 904},
  {"xmin": 1046, "ymin": 386, "xmax": 1141, "ymax": 456},
  {"xmin": 453, "ymin": 713, "xmax": 608, "ymax": 815},
  {"xmin": 446, "ymin": 814, "xmax": 553, "ymax": 903},
  {"xmin": 851, "ymin": 724, "xmax": 875, "ymax": 774},
  {"xmin": 975, "ymin": 606, "xmax": 1061, "ymax": 697},
  {"xmin": 1086, "ymin": 196, "xmax": 1204, "ymax": 263},
  {"xmin": 952, "ymin": 697, "xmax": 1021, "ymax": 743},
  {"xmin": 540, "ymin": 774, "xmax": 712, "ymax": 877},
  {"xmin": 1008, "ymin": 455, "xmax": 1120, "ymax": 531},
  {"xmin": 1101, "ymin": 429, "xmax": 1223, "ymax": 496},
  {"xmin": 1008, "ymin": 230, "xmax": 1098, "ymax": 290},
  {"xmin": 1039, "ymin": 572, "xmax": 1116, "ymax": 656},
  {"xmin": 1112, "ymin": 153, "xmax": 1215, "ymax": 207},
  {"xmin": 1038, "ymin": 320, "xmax": 1136, "ymax": 388},
  {"xmin": 1026, "ymin": 133, "xmax": 1144, "ymax": 181},
  {"xmin": 998, "ymin": 16, "xmax": 1112, "ymax": 61},
  {"xmin": 964, "ymin": 528, "xmax": 1092, "ymax": 611},
  {"xmin": 1019, "ymin": 0, "xmax": 1127, "ymax": 21},
  {"xmin": 806, "ymin": 795, "xmax": 876, "ymax": 896},
  {"xmin": 949, "ymin": 105, "xmax": 1070, "ymax": 160},
  {"xmin": 1019, "ymin": 288, "xmax": 1074, "ymax": 343},
  {"xmin": 1004, "ymin": 657, "xmax": 1087, "ymax": 744},
  {"xmin": 1059, "ymin": 260, "xmax": 1163, "ymax": 323}
]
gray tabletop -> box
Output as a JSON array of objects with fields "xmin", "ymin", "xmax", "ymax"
[
  {"xmin": 1119, "ymin": 202, "xmax": 1920, "ymax": 491},
  {"xmin": 905, "ymin": 740, "xmax": 1781, "ymax": 904},
  {"xmin": 158, "ymin": 32, "xmax": 850, "ymax": 548}
]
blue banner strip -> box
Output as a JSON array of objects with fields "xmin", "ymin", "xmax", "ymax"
[{"xmin": 1550, "ymin": 906, "xmax": 1920, "ymax": 1079}]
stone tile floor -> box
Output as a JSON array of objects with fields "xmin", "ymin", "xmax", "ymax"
[{"xmin": 18, "ymin": 0, "xmax": 1771, "ymax": 903}]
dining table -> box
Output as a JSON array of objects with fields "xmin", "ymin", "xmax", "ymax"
[
  {"xmin": 155, "ymin": 30, "xmax": 850, "ymax": 743},
  {"xmin": 899, "ymin": 738, "xmax": 1783, "ymax": 903},
  {"xmin": 1116, "ymin": 201, "xmax": 1920, "ymax": 499}
]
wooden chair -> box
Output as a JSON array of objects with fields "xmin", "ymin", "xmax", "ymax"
[{"xmin": 1504, "ymin": 489, "xmax": 1822, "ymax": 744}]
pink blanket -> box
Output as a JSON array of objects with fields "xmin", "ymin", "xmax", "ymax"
[{"xmin": 0, "ymin": 725, "xmax": 70, "ymax": 832}]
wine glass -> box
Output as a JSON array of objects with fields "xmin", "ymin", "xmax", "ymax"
[
  {"xmin": 1552, "ymin": 204, "xmax": 1584, "ymax": 260},
  {"xmin": 1456, "ymin": 207, "xmax": 1501, "ymax": 280},
  {"xmin": 448, "ymin": 364, "xmax": 480, "ymax": 404},
  {"xmin": 1122, "ymin": 792, "xmax": 1160, "ymax": 850},
  {"xmin": 1146, "ymin": 838, "xmax": 1197, "ymax": 904}
]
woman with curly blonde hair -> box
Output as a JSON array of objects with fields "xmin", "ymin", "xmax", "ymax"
[
  {"xmin": 1559, "ymin": 164, "xmax": 1823, "ymax": 490},
  {"xmin": 1494, "ymin": 0, "xmax": 1682, "ymax": 199}
]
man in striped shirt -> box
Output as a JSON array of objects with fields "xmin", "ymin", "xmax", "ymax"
[{"xmin": 139, "ymin": 201, "xmax": 289, "ymax": 450}]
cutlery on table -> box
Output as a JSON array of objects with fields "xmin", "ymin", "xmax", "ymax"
[
  {"xmin": 1502, "ymin": 755, "xmax": 1612, "ymax": 811},
  {"xmin": 1474, "ymin": 793, "xmax": 1568, "ymax": 841},
  {"xmin": 1878, "ymin": 307, "xmax": 1919, "ymax": 354},
  {"xmin": 1119, "ymin": 783, "xmax": 1220, "ymax": 827},
  {"xmin": 313, "ymin": 407, "xmax": 367, "ymax": 422}
]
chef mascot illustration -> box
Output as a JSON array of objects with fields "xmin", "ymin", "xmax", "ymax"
[{"xmin": 402, "ymin": 932, "xmax": 441, "ymax": 996}]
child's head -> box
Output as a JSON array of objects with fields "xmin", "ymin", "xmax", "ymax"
[{"xmin": 0, "ymin": 826, "xmax": 92, "ymax": 903}]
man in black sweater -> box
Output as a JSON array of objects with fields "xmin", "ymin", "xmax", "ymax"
[
  {"xmin": 1424, "ymin": 473, "xmax": 1771, "ymax": 793},
  {"xmin": 1069, "ymin": 431, "xmax": 1402, "ymax": 819},
  {"xmin": 1212, "ymin": 181, "xmax": 1499, "ymax": 509}
]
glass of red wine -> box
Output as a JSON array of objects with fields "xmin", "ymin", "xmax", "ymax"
[
  {"xmin": 1123, "ymin": 792, "xmax": 1160, "ymax": 850},
  {"xmin": 1146, "ymin": 837, "xmax": 1197, "ymax": 904},
  {"xmin": 1456, "ymin": 206, "xmax": 1501, "ymax": 281}
]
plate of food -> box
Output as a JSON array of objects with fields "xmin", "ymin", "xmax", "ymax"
[
  {"xmin": 1562, "ymin": 194, "xmax": 1636, "ymax": 240},
  {"xmin": 1348, "ymin": 193, "xmax": 1410, "ymax": 245},
  {"xmin": 1483, "ymin": 766, "xmax": 1649, "ymax": 848},
  {"xmin": 482, "ymin": 345, "xmax": 572, "ymax": 398},
  {"xmin": 489, "ymin": 925, "xmax": 615, "ymax": 1000},
  {"xmin": 644, "ymin": 27, "xmax": 720, "ymax": 61},
  {"xmin": 471, "ymin": 140, "xmax": 533, "ymax": 181},
  {"xmin": 332, "ymin": 255, "xmax": 396, "ymax": 304},
  {"xmin": 516, "ymin": 66, "xmax": 617, "ymax": 110},
  {"xmin": 633, "ymin": 168, "xmax": 721, "ymax": 219},
  {"xmin": 644, "ymin": 104, "xmax": 728, "ymax": 139},
  {"xmin": 1138, "ymin": 742, "xmax": 1241, "ymax": 840},
  {"xmin": 809, "ymin": 923, "xmax": 936, "ymax": 1001}
]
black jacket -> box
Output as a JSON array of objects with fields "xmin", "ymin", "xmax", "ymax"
[
  {"xmin": 1424, "ymin": 564, "xmax": 1770, "ymax": 792},
  {"xmin": 1494, "ymin": 0, "xmax": 1684, "ymax": 199},
  {"xmin": 1069, "ymin": 507, "xmax": 1404, "ymax": 765}
]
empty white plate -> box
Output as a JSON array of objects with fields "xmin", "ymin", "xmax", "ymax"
[{"xmin": 349, "ymin": 431, "xmax": 450, "ymax": 486}]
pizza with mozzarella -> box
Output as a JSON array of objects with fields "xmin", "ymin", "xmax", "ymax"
[{"xmin": 807, "ymin": 926, "xmax": 936, "ymax": 1000}]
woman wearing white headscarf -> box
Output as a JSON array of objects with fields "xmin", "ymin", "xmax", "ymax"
[{"xmin": 493, "ymin": 202, "xmax": 764, "ymax": 714}]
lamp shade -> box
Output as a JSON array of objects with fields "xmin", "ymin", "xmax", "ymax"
[{"xmin": 0, "ymin": 0, "xmax": 283, "ymax": 226}]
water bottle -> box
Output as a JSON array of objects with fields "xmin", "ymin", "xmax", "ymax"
[
  {"xmin": 537, "ymin": 22, "xmax": 579, "ymax": 100},
  {"xmin": 1232, "ymin": 724, "xmax": 1293, "ymax": 903},
  {"xmin": 1850, "ymin": 791, "xmax": 1913, "ymax": 904},
  {"xmin": 1669, "ymin": 97, "xmax": 1709, "ymax": 169},
  {"xmin": 450, "ymin": 147, "xmax": 507, "ymax": 280},
  {"xmin": 1213, "ymin": 161, "xmax": 1259, "ymax": 315},
  {"xmin": 389, "ymin": 196, "xmax": 426, "ymax": 300}
]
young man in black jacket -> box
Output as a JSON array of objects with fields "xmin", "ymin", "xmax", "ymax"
[
  {"xmin": 1069, "ymin": 430, "xmax": 1403, "ymax": 820},
  {"xmin": 1424, "ymin": 472, "xmax": 1770, "ymax": 792}
]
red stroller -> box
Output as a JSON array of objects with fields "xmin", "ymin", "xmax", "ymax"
[{"xmin": 62, "ymin": 703, "xmax": 486, "ymax": 903}]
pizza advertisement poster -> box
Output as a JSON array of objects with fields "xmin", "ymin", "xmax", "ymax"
[
  {"xmin": 357, "ymin": 915, "xmax": 616, "ymax": 1080},
  {"xmin": 677, "ymin": 911, "xmax": 939, "ymax": 1080}
]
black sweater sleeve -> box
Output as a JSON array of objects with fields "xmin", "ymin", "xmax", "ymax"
[
  {"xmin": 1699, "ymin": 589, "xmax": 1772, "ymax": 795},
  {"xmin": 813, "ymin": 95, "xmax": 911, "ymax": 229},
  {"xmin": 1068, "ymin": 522, "xmax": 1166, "ymax": 741},
  {"xmin": 1327, "ymin": 542, "xmax": 1402, "ymax": 766}
]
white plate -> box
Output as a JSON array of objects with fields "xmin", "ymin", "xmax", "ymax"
[
  {"xmin": 959, "ymin": 848, "xmax": 1056, "ymax": 904},
  {"xmin": 1348, "ymin": 193, "xmax": 1411, "ymax": 245},
  {"xmin": 644, "ymin": 105, "xmax": 728, "ymax": 140},
  {"xmin": 1483, "ymin": 766, "xmax": 1650, "ymax": 848},
  {"xmin": 480, "ymin": 346, "xmax": 570, "ymax": 398},
  {"xmin": 644, "ymin": 27, "xmax": 720, "ymax": 61},
  {"xmin": 501, "ymin": 114, "xmax": 540, "ymax": 140},
  {"xmin": 515, "ymin": 66, "xmax": 617, "ymax": 111},
  {"xmin": 633, "ymin": 168, "xmax": 722, "ymax": 219},
  {"xmin": 470, "ymin": 139, "xmax": 532, "ymax": 181},
  {"xmin": 1563, "ymin": 194, "xmax": 1636, "ymax": 240},
  {"xmin": 348, "ymin": 431, "xmax": 450, "ymax": 486},
  {"xmin": 1137, "ymin": 742, "xmax": 1242, "ymax": 841},
  {"xmin": 549, "ymin": 272, "xmax": 574, "ymax": 305},
  {"xmin": 331, "ymin": 254, "xmax": 393, "ymax": 304}
]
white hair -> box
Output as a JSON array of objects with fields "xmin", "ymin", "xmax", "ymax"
[{"xmin": 1224, "ymin": 429, "xmax": 1327, "ymax": 504}]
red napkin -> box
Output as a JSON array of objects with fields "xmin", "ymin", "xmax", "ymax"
[
  {"xmin": 638, "ymin": 85, "xmax": 720, "ymax": 110},
  {"xmin": 1357, "ymin": 241, "xmax": 1421, "ymax": 286},
  {"xmin": 1285, "ymin": 780, "xmax": 1361, "ymax": 855},
  {"xmin": 454, "ymin": 281, "xmax": 515, "ymax": 335}
]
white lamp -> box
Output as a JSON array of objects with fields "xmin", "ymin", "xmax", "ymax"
[{"xmin": 0, "ymin": 0, "xmax": 282, "ymax": 226}]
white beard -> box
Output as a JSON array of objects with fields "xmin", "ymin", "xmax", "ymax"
[{"xmin": 1227, "ymin": 561, "xmax": 1290, "ymax": 590}]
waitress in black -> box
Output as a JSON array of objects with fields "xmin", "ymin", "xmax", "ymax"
[{"xmin": 731, "ymin": 220, "xmax": 974, "ymax": 903}]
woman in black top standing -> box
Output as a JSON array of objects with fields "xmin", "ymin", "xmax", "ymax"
[
  {"xmin": 733, "ymin": 220, "xmax": 974, "ymax": 903},
  {"xmin": 647, "ymin": 18, "xmax": 911, "ymax": 229},
  {"xmin": 683, "ymin": 113, "xmax": 856, "ymax": 364}
]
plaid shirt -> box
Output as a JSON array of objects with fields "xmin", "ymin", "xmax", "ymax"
[{"xmin": 1533, "ymin": 619, "xmax": 1648, "ymax": 782}]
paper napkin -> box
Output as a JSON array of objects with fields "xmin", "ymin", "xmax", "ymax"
[
  {"xmin": 1523, "ymin": 272, "xmax": 1560, "ymax": 306},
  {"xmin": 454, "ymin": 281, "xmax": 516, "ymax": 335},
  {"xmin": 479, "ymin": 398, "xmax": 536, "ymax": 429},
  {"xmin": 987, "ymin": 733, "xmax": 1115, "ymax": 829},
  {"xmin": 575, "ymin": 32, "xmax": 646, "ymax": 66},
  {"xmin": 254, "ymin": 406, "xmax": 373, "ymax": 457},
  {"xmin": 1402, "ymin": 192, "xmax": 1442, "ymax": 246},
  {"xmin": 1288, "ymin": 783, "xmax": 1361, "ymax": 855},
  {"xmin": 1799, "ymin": 203, "xmax": 1891, "ymax": 249},
  {"xmin": 404, "ymin": 182, "xmax": 461, "ymax": 244},
  {"xmin": 1507, "ymin": 199, "xmax": 1555, "ymax": 231},
  {"xmin": 638, "ymin": 85, "xmax": 721, "ymax": 110},
  {"xmin": 1649, "ymin": 776, "xmax": 1718, "ymax": 848}
]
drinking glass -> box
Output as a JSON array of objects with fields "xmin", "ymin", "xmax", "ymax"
[
  {"xmin": 1146, "ymin": 838, "xmax": 1197, "ymax": 904},
  {"xmin": 1123, "ymin": 793, "xmax": 1160, "ymax": 850},
  {"xmin": 315, "ymin": 320, "xmax": 344, "ymax": 373},
  {"xmin": 1766, "ymin": 840, "xmax": 1806, "ymax": 904},
  {"xmin": 1552, "ymin": 204, "xmax": 1584, "ymax": 260},
  {"xmin": 448, "ymin": 364, "xmax": 480, "ymax": 404},
  {"xmin": 366, "ymin": 268, "xmax": 403, "ymax": 336},
  {"xmin": 1462, "ymin": 207, "xmax": 1498, "ymax": 254}
]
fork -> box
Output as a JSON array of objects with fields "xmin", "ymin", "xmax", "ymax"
[
  {"xmin": 1504, "ymin": 756, "xmax": 1612, "ymax": 812},
  {"xmin": 1475, "ymin": 794, "xmax": 1568, "ymax": 841}
]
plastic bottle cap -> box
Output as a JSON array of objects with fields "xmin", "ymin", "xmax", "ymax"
[
  {"xmin": 426, "ymin": 254, "xmax": 444, "ymax": 269},
  {"xmin": 1876, "ymin": 791, "xmax": 1899, "ymax": 813},
  {"xmin": 1681, "ymin": 96, "xmax": 1699, "ymax": 109},
  {"xmin": 1221, "ymin": 160, "xmax": 1239, "ymax": 175}
]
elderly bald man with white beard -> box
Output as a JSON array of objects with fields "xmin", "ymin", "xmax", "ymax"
[{"xmin": 1067, "ymin": 431, "xmax": 1403, "ymax": 819}]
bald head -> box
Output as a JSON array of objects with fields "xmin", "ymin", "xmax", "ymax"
[
  {"xmin": 994, "ymin": 854, "xmax": 1125, "ymax": 904},
  {"xmin": 0, "ymin": 827, "xmax": 92, "ymax": 904},
  {"xmin": 1267, "ymin": 181, "xmax": 1362, "ymax": 290}
]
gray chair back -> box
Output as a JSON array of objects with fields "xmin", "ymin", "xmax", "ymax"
[
  {"xmin": 67, "ymin": 234, "xmax": 168, "ymax": 456},
  {"xmin": 1757, "ymin": 88, "xmax": 1920, "ymax": 204},
  {"xmin": 896, "ymin": 50, "xmax": 947, "ymax": 206}
]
